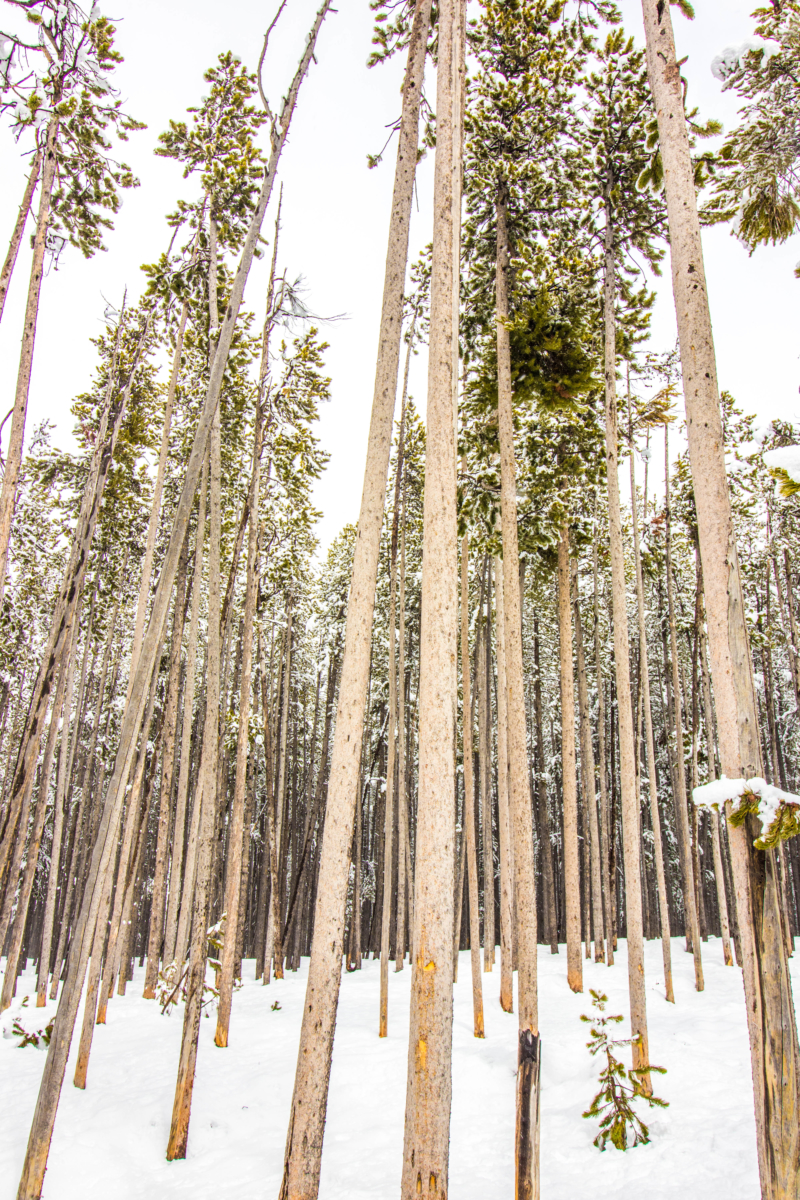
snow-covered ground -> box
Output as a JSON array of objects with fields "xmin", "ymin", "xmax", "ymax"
[{"xmin": 1, "ymin": 936, "xmax": 781, "ymax": 1198}]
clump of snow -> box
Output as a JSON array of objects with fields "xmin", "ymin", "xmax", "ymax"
[
  {"xmin": 693, "ymin": 775, "xmax": 800, "ymax": 842},
  {"xmin": 711, "ymin": 39, "xmax": 781, "ymax": 81},
  {"xmin": 763, "ymin": 445, "xmax": 800, "ymax": 484}
]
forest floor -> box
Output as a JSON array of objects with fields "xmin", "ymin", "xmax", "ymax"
[{"xmin": 0, "ymin": 935, "xmax": 779, "ymax": 1199}]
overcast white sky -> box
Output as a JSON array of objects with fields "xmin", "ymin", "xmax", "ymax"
[{"xmin": 0, "ymin": 0, "xmax": 796, "ymax": 552}]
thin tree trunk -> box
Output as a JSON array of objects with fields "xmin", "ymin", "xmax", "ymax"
[
  {"xmin": 400, "ymin": 2, "xmax": 460, "ymax": 1190},
  {"xmin": 641, "ymin": 3, "xmax": 800, "ymax": 1191},
  {"xmin": 496, "ymin": 186, "xmax": 540, "ymax": 1197},
  {"xmin": 664, "ymin": 424, "xmax": 704, "ymax": 988},
  {"xmin": 396, "ymin": 480, "xmax": 408, "ymax": 971},
  {"xmin": 558, "ymin": 523, "xmax": 582, "ymax": 992},
  {"xmin": 36, "ymin": 619, "xmax": 79, "ymax": 1006},
  {"xmin": 592, "ymin": 519, "xmax": 614, "ymax": 965},
  {"xmin": 0, "ymin": 145, "xmax": 42, "ymax": 328},
  {"xmin": 602, "ymin": 212, "xmax": 650, "ymax": 1090},
  {"xmin": 628, "ymin": 398, "xmax": 673, "ymax": 1001},
  {"xmin": 493, "ymin": 556, "xmax": 515, "ymax": 1013},
  {"xmin": 533, "ymin": 621, "xmax": 557, "ymax": 955},
  {"xmin": 142, "ymin": 533, "xmax": 190, "ymax": 998},
  {"xmin": 0, "ymin": 117, "xmax": 58, "ymax": 605},
  {"xmin": 278, "ymin": 5, "xmax": 431, "ymax": 1194},
  {"xmin": 572, "ymin": 566, "xmax": 606, "ymax": 966},
  {"xmin": 462, "ymin": 536, "xmax": 485, "ymax": 1033},
  {"xmin": 166, "ymin": 392, "xmax": 223, "ymax": 1161}
]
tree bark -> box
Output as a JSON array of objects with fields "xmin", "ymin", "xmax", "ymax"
[
  {"xmin": 641, "ymin": 3, "xmax": 800, "ymax": 1192},
  {"xmin": 493, "ymin": 556, "xmax": 515, "ymax": 1012},
  {"xmin": 0, "ymin": 145, "xmax": 42, "ymax": 328},
  {"xmin": 602, "ymin": 214, "xmax": 650, "ymax": 1090},
  {"xmin": 278, "ymin": 5, "xmax": 431, "ymax": 1194},
  {"xmin": 558, "ymin": 524, "xmax": 582, "ymax": 992},
  {"xmin": 0, "ymin": 118, "xmax": 58, "ymax": 605},
  {"xmin": 628, "ymin": 404, "xmax": 673, "ymax": 1001},
  {"xmin": 462, "ymin": 537, "xmax": 485, "ymax": 1033},
  {"xmin": 400, "ymin": 2, "xmax": 459, "ymax": 1191},
  {"xmin": 496, "ymin": 187, "xmax": 540, "ymax": 1196}
]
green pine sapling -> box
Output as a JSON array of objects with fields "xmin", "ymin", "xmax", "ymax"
[{"xmin": 581, "ymin": 990, "xmax": 668, "ymax": 1151}]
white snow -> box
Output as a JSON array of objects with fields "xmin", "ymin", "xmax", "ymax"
[
  {"xmin": 693, "ymin": 775, "xmax": 800, "ymax": 840},
  {"xmin": 711, "ymin": 39, "xmax": 781, "ymax": 81},
  {"xmin": 0, "ymin": 939, "xmax": 783, "ymax": 1199},
  {"xmin": 764, "ymin": 445, "xmax": 800, "ymax": 484}
]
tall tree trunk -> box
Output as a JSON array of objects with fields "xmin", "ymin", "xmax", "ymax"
[
  {"xmin": 163, "ymin": 467, "xmax": 208, "ymax": 968},
  {"xmin": 664, "ymin": 424, "xmax": 704, "ymax": 988},
  {"xmin": 628, "ymin": 400, "xmax": 673, "ymax": 1001},
  {"xmin": 400, "ymin": 1, "xmax": 460, "ymax": 1191},
  {"xmin": 0, "ymin": 117, "xmax": 58, "ymax": 605},
  {"xmin": 142, "ymin": 533, "xmax": 190, "ymax": 999},
  {"xmin": 13, "ymin": 19, "xmax": 331, "ymax": 1193},
  {"xmin": 0, "ymin": 145, "xmax": 42, "ymax": 328},
  {"xmin": 602, "ymin": 212, "xmax": 650, "ymax": 1091},
  {"xmin": 496, "ymin": 186, "xmax": 540, "ymax": 1197},
  {"xmin": 36, "ymin": 618, "xmax": 79, "ymax": 1006},
  {"xmin": 461, "ymin": 536, "xmax": 485, "ymax": 1034},
  {"xmin": 166, "ymin": 394, "xmax": 223, "ymax": 1161},
  {"xmin": 592, "ymin": 520, "xmax": 614, "ymax": 965},
  {"xmin": 494, "ymin": 556, "xmax": 515, "ymax": 1012},
  {"xmin": 396, "ymin": 480, "xmax": 408, "ymax": 971},
  {"xmin": 558, "ymin": 524, "xmax": 582, "ymax": 992},
  {"xmin": 278, "ymin": 5, "xmax": 430, "ymax": 1194},
  {"xmin": 572, "ymin": 566, "xmax": 606, "ymax": 966},
  {"xmin": 641, "ymin": 3, "xmax": 800, "ymax": 1192},
  {"xmin": 533, "ymin": 620, "xmax": 558, "ymax": 955}
]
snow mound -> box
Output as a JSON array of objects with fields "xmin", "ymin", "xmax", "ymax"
[
  {"xmin": 711, "ymin": 39, "xmax": 780, "ymax": 81},
  {"xmin": 693, "ymin": 775, "xmax": 800, "ymax": 846},
  {"xmin": 763, "ymin": 445, "xmax": 800, "ymax": 484}
]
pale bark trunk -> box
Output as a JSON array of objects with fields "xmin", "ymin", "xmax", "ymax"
[
  {"xmin": 0, "ymin": 626, "xmax": 72, "ymax": 1011},
  {"xmin": 641, "ymin": 4, "xmax": 800, "ymax": 1191},
  {"xmin": 278, "ymin": 5, "xmax": 431, "ymax": 1194},
  {"xmin": 143, "ymin": 532, "xmax": 190, "ymax": 998},
  {"xmin": 592, "ymin": 522, "xmax": 614, "ymax": 965},
  {"xmin": 664, "ymin": 425, "xmax": 704, "ymax": 988},
  {"xmin": 697, "ymin": 572, "xmax": 734, "ymax": 966},
  {"xmin": 0, "ymin": 145, "xmax": 42, "ymax": 328},
  {"xmin": 496, "ymin": 189, "xmax": 540, "ymax": 1196},
  {"xmin": 462, "ymin": 536, "xmax": 485, "ymax": 1034},
  {"xmin": 0, "ymin": 117, "xmax": 58, "ymax": 605},
  {"xmin": 493, "ymin": 556, "xmax": 515, "ymax": 1012},
  {"xmin": 163, "ymin": 463, "xmax": 207, "ymax": 967},
  {"xmin": 215, "ymin": 224, "xmax": 277, "ymax": 1040},
  {"xmin": 396, "ymin": 480, "xmax": 408, "ymax": 971},
  {"xmin": 478, "ymin": 587, "xmax": 494, "ymax": 970},
  {"xmin": 14, "ymin": 17, "xmax": 331, "ymax": 1194},
  {"xmin": 572, "ymin": 566, "xmax": 606, "ymax": 966},
  {"xmin": 264, "ymin": 612, "xmax": 291, "ymax": 982},
  {"xmin": 166, "ymin": 396, "xmax": 223, "ymax": 1162},
  {"xmin": 400, "ymin": 2, "xmax": 459, "ymax": 1190},
  {"xmin": 602, "ymin": 220, "xmax": 650, "ymax": 1090},
  {"xmin": 533, "ymin": 622, "xmax": 557, "ymax": 954},
  {"xmin": 36, "ymin": 619, "xmax": 79, "ymax": 1006},
  {"xmin": 628, "ymin": 406, "xmax": 673, "ymax": 1001},
  {"xmin": 558, "ymin": 524, "xmax": 582, "ymax": 992}
]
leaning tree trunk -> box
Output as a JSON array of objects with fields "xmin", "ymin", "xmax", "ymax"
[
  {"xmin": 602, "ymin": 212, "xmax": 650, "ymax": 1092},
  {"xmin": 0, "ymin": 117, "xmax": 57, "ymax": 606},
  {"xmin": 496, "ymin": 186, "xmax": 540, "ymax": 1197},
  {"xmin": 557, "ymin": 522, "xmax": 582, "ymax": 992},
  {"xmin": 15, "ymin": 14, "xmax": 330, "ymax": 1196},
  {"xmin": 642, "ymin": 3, "xmax": 800, "ymax": 1194},
  {"xmin": 0, "ymin": 144, "xmax": 42, "ymax": 328},
  {"xmin": 166, "ymin": 398, "xmax": 223, "ymax": 1161},
  {"xmin": 400, "ymin": 2, "xmax": 460, "ymax": 1192},
  {"xmin": 278, "ymin": 5, "xmax": 431, "ymax": 1195}
]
